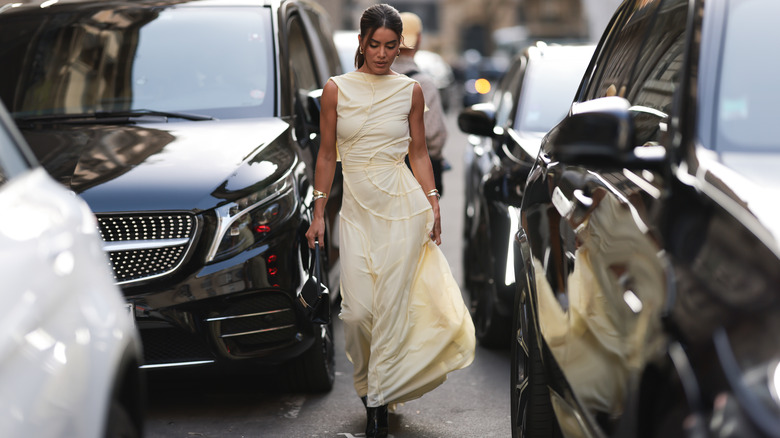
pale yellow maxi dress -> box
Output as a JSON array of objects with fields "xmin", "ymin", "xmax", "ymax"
[{"xmin": 330, "ymin": 71, "xmax": 475, "ymax": 408}]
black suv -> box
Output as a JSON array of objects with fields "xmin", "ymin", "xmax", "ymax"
[
  {"xmin": 0, "ymin": 0, "xmax": 342, "ymax": 391},
  {"xmin": 512, "ymin": 0, "xmax": 780, "ymax": 436}
]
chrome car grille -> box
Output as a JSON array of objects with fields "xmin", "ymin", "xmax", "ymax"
[{"xmin": 97, "ymin": 214, "xmax": 196, "ymax": 284}]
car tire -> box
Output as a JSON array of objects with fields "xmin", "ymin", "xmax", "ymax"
[
  {"xmin": 287, "ymin": 321, "xmax": 335, "ymax": 392},
  {"xmin": 473, "ymin": 279, "xmax": 511, "ymax": 348},
  {"xmin": 105, "ymin": 399, "xmax": 140, "ymax": 438},
  {"xmin": 511, "ymin": 271, "xmax": 554, "ymax": 438},
  {"xmin": 469, "ymin": 204, "xmax": 510, "ymax": 348}
]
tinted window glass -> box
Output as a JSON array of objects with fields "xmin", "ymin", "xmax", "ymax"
[
  {"xmin": 0, "ymin": 6, "xmax": 274, "ymax": 119},
  {"xmin": 288, "ymin": 17, "xmax": 318, "ymax": 94},
  {"xmin": 716, "ymin": 0, "xmax": 780, "ymax": 151},
  {"xmin": 304, "ymin": 6, "xmax": 341, "ymax": 76},
  {"xmin": 493, "ymin": 57, "xmax": 525, "ymax": 129},
  {"xmin": 627, "ymin": 0, "xmax": 688, "ymax": 146},
  {"xmin": 586, "ymin": 0, "xmax": 662, "ymax": 101},
  {"xmin": 288, "ymin": 15, "xmax": 320, "ymax": 144},
  {"xmin": 515, "ymin": 48, "xmax": 593, "ymax": 133}
]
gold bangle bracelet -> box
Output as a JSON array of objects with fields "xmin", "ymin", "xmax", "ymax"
[{"xmin": 312, "ymin": 189, "xmax": 328, "ymax": 200}]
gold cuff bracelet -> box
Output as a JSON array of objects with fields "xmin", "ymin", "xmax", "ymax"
[{"xmin": 312, "ymin": 189, "xmax": 328, "ymax": 201}]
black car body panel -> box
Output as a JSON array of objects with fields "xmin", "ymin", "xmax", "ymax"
[
  {"xmin": 23, "ymin": 119, "xmax": 291, "ymax": 212},
  {"xmin": 0, "ymin": 0, "xmax": 342, "ymax": 390},
  {"xmin": 458, "ymin": 43, "xmax": 594, "ymax": 348},
  {"xmin": 512, "ymin": 0, "xmax": 780, "ymax": 436}
]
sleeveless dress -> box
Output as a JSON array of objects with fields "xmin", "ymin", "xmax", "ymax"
[{"xmin": 330, "ymin": 71, "xmax": 475, "ymax": 408}]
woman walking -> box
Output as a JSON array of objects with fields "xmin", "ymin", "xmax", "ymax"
[{"xmin": 305, "ymin": 4, "xmax": 475, "ymax": 437}]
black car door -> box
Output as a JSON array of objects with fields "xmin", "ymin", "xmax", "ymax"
[
  {"xmin": 519, "ymin": 0, "xmax": 690, "ymax": 434},
  {"xmin": 281, "ymin": 7, "xmax": 322, "ymax": 151},
  {"xmin": 279, "ymin": 2, "xmax": 342, "ymax": 290}
]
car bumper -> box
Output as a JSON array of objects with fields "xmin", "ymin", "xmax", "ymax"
[{"xmin": 124, "ymin": 227, "xmax": 319, "ymax": 370}]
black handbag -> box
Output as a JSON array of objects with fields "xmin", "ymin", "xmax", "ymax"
[{"xmin": 297, "ymin": 241, "xmax": 331, "ymax": 324}]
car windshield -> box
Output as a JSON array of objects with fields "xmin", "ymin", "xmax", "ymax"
[
  {"xmin": 716, "ymin": 0, "xmax": 780, "ymax": 151},
  {"xmin": 514, "ymin": 52, "xmax": 589, "ymax": 133},
  {"xmin": 0, "ymin": 6, "xmax": 274, "ymax": 119}
]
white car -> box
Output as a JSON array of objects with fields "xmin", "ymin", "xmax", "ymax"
[{"xmin": 0, "ymin": 104, "xmax": 144, "ymax": 437}]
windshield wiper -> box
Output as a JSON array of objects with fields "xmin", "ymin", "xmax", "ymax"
[{"xmin": 14, "ymin": 109, "xmax": 214, "ymax": 124}]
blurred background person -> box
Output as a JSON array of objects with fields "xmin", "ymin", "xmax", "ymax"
[{"xmin": 394, "ymin": 11, "xmax": 449, "ymax": 196}]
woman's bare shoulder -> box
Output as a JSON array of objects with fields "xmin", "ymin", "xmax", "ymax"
[
  {"xmin": 320, "ymin": 79, "xmax": 339, "ymax": 108},
  {"xmin": 324, "ymin": 78, "xmax": 339, "ymax": 91}
]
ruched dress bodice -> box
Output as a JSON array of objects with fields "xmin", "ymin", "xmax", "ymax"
[
  {"xmin": 329, "ymin": 71, "xmax": 475, "ymax": 408},
  {"xmin": 333, "ymin": 72, "xmax": 430, "ymax": 222}
]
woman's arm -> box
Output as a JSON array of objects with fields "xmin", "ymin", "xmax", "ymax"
[
  {"xmin": 305, "ymin": 79, "xmax": 339, "ymax": 249},
  {"xmin": 407, "ymin": 83, "xmax": 442, "ymax": 245}
]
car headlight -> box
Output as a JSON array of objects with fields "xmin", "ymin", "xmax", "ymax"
[{"xmin": 206, "ymin": 172, "xmax": 297, "ymax": 263}]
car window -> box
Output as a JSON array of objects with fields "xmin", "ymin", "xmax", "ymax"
[
  {"xmin": 514, "ymin": 49, "xmax": 592, "ymax": 133},
  {"xmin": 287, "ymin": 14, "xmax": 321, "ymax": 146},
  {"xmin": 288, "ymin": 16, "xmax": 319, "ymax": 95},
  {"xmin": 716, "ymin": 0, "xmax": 780, "ymax": 151},
  {"xmin": 303, "ymin": 6, "xmax": 341, "ymax": 77},
  {"xmin": 0, "ymin": 6, "xmax": 275, "ymax": 119},
  {"xmin": 586, "ymin": 0, "xmax": 663, "ymax": 101},
  {"xmin": 493, "ymin": 56, "xmax": 525, "ymax": 129},
  {"xmin": 585, "ymin": 0, "xmax": 687, "ymax": 147},
  {"xmin": 132, "ymin": 8, "xmax": 274, "ymax": 117},
  {"xmin": 626, "ymin": 0, "xmax": 688, "ymax": 146}
]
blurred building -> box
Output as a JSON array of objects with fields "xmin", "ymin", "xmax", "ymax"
[
  {"xmin": 332, "ymin": 0, "xmax": 613, "ymax": 63},
  {"xmin": 0, "ymin": 0, "xmax": 618, "ymax": 61}
]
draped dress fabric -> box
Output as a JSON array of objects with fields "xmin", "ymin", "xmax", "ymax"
[{"xmin": 330, "ymin": 71, "xmax": 475, "ymax": 408}]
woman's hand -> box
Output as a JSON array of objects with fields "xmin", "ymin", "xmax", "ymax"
[
  {"xmin": 428, "ymin": 198, "xmax": 441, "ymax": 245},
  {"xmin": 306, "ymin": 216, "xmax": 325, "ymax": 249}
]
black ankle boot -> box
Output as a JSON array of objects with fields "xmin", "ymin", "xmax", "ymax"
[
  {"xmin": 375, "ymin": 404, "xmax": 389, "ymax": 438},
  {"xmin": 365, "ymin": 403, "xmax": 388, "ymax": 438}
]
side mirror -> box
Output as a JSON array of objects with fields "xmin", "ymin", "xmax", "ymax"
[
  {"xmin": 457, "ymin": 102, "xmax": 496, "ymax": 138},
  {"xmin": 548, "ymin": 96, "xmax": 665, "ymax": 168}
]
